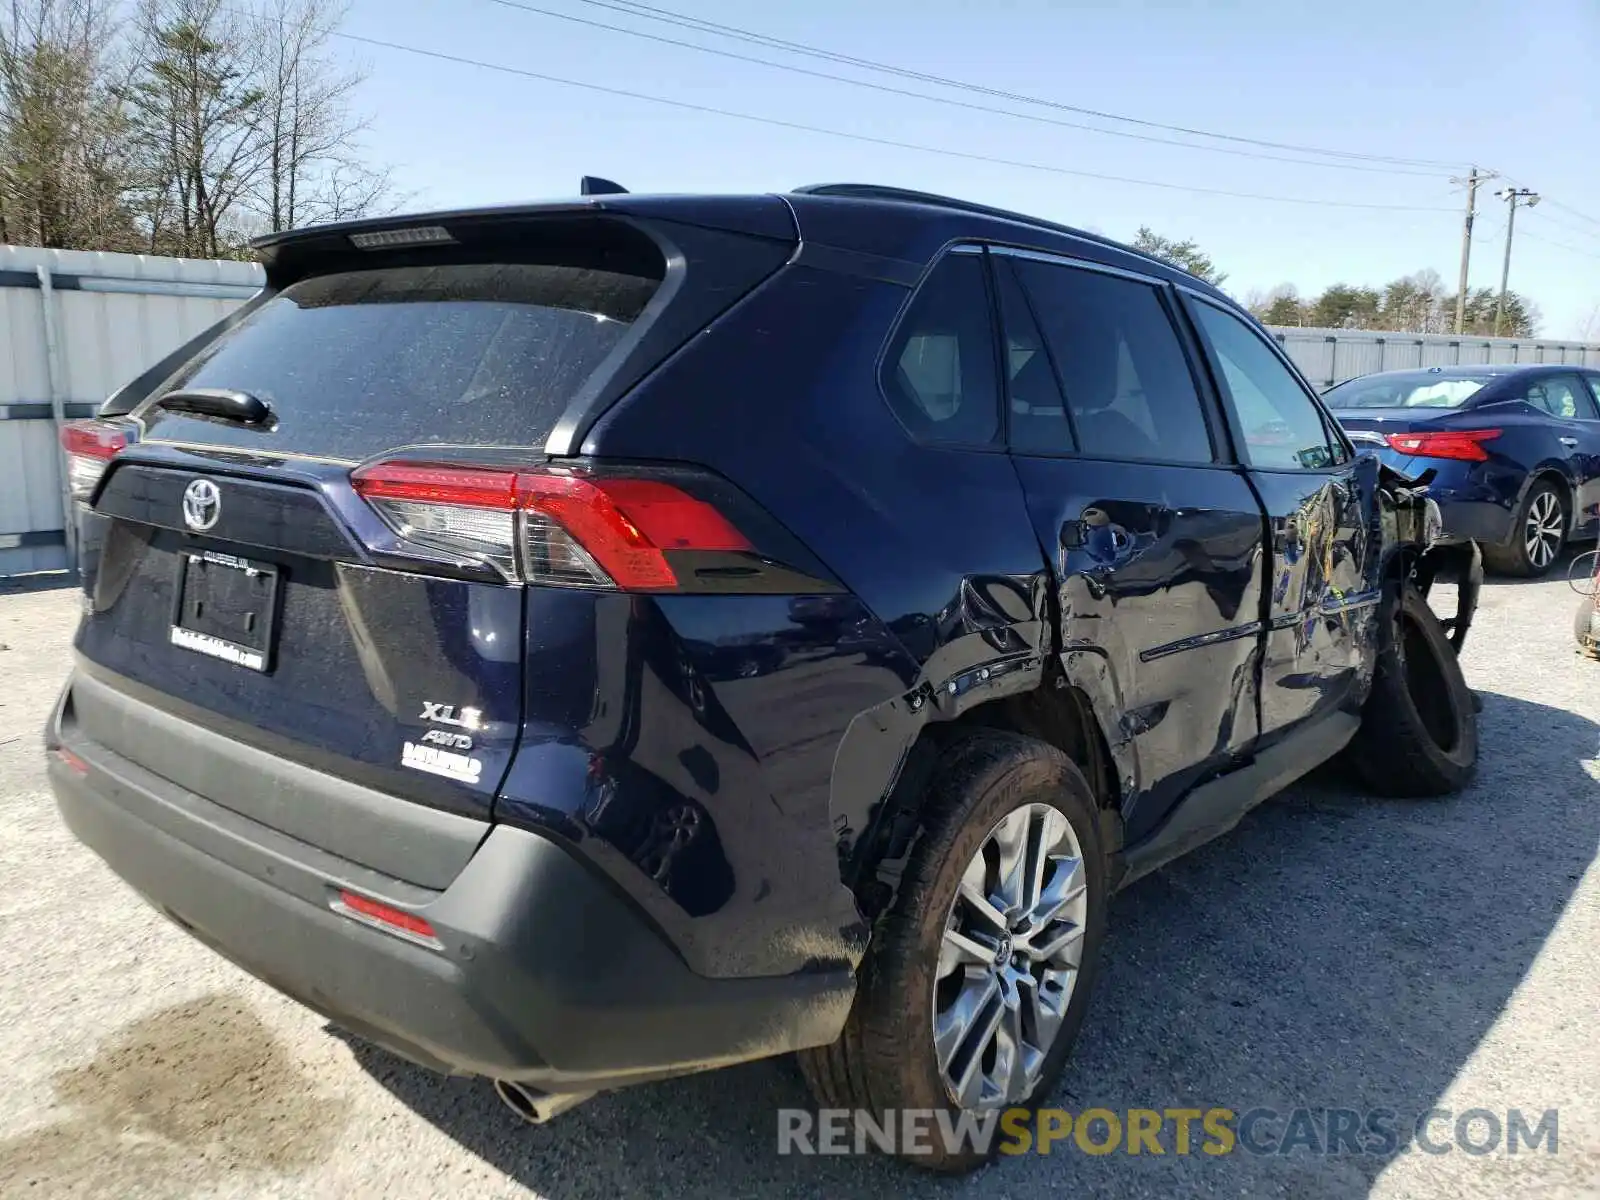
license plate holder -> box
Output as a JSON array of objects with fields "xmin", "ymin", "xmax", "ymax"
[{"xmin": 169, "ymin": 550, "xmax": 281, "ymax": 672}]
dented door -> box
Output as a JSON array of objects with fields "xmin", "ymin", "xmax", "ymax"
[{"xmin": 1184, "ymin": 296, "xmax": 1382, "ymax": 739}]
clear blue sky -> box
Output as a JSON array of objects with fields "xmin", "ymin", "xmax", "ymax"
[{"xmin": 343, "ymin": 0, "xmax": 1600, "ymax": 338}]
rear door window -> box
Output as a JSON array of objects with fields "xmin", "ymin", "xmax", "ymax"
[
  {"xmin": 880, "ymin": 251, "xmax": 1001, "ymax": 446},
  {"xmin": 1190, "ymin": 300, "xmax": 1345, "ymax": 471},
  {"xmin": 1523, "ymin": 374, "xmax": 1593, "ymax": 420},
  {"xmin": 137, "ymin": 262, "xmax": 660, "ymax": 461},
  {"xmin": 1007, "ymin": 258, "xmax": 1215, "ymax": 463}
]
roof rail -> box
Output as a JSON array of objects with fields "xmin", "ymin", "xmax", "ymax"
[{"xmin": 790, "ymin": 183, "xmax": 1144, "ymax": 263}]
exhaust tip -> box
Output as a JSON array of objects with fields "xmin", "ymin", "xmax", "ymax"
[{"xmin": 492, "ymin": 1079, "xmax": 595, "ymax": 1125}]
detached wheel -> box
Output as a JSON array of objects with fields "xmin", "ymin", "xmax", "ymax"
[
  {"xmin": 1483, "ymin": 479, "xmax": 1566, "ymax": 577},
  {"xmin": 799, "ymin": 731, "xmax": 1107, "ymax": 1172},
  {"xmin": 1346, "ymin": 582, "xmax": 1477, "ymax": 796}
]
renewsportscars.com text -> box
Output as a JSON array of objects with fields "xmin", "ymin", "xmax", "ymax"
[{"xmin": 777, "ymin": 1107, "xmax": 1559, "ymax": 1158}]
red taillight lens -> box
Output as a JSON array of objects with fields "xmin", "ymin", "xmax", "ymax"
[
  {"xmin": 350, "ymin": 461, "xmax": 752, "ymax": 591},
  {"xmin": 334, "ymin": 889, "xmax": 440, "ymax": 947},
  {"xmin": 59, "ymin": 419, "xmax": 129, "ymax": 501},
  {"xmin": 344, "ymin": 461, "xmax": 521, "ymax": 508},
  {"xmin": 51, "ymin": 746, "xmax": 89, "ymax": 776},
  {"xmin": 1385, "ymin": 428, "xmax": 1501, "ymax": 462},
  {"xmin": 518, "ymin": 473, "xmax": 749, "ymax": 591}
]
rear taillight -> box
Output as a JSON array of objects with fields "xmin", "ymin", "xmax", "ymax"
[
  {"xmin": 1385, "ymin": 428, "xmax": 1501, "ymax": 462},
  {"xmin": 350, "ymin": 460, "xmax": 752, "ymax": 590},
  {"xmin": 59, "ymin": 419, "xmax": 129, "ymax": 501}
]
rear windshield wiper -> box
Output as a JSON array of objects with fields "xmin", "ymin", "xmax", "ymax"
[{"xmin": 153, "ymin": 387, "xmax": 275, "ymax": 428}]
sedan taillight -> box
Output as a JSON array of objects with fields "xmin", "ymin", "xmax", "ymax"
[
  {"xmin": 59, "ymin": 419, "xmax": 130, "ymax": 501},
  {"xmin": 1385, "ymin": 428, "xmax": 1501, "ymax": 462},
  {"xmin": 350, "ymin": 460, "xmax": 752, "ymax": 590}
]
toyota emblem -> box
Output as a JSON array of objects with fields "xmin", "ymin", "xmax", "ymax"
[{"xmin": 182, "ymin": 478, "xmax": 221, "ymax": 532}]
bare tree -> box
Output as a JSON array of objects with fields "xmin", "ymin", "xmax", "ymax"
[
  {"xmin": 0, "ymin": 0, "xmax": 135, "ymax": 248},
  {"xmin": 1379, "ymin": 269, "xmax": 1448, "ymax": 333},
  {"xmin": 124, "ymin": 0, "xmax": 272, "ymax": 256},
  {"xmin": 247, "ymin": 0, "xmax": 390, "ymax": 232}
]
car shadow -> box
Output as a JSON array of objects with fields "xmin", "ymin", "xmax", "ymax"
[
  {"xmin": 1478, "ymin": 544, "xmax": 1593, "ymax": 588},
  {"xmin": 342, "ymin": 690, "xmax": 1598, "ymax": 1199},
  {"xmin": 0, "ymin": 569, "xmax": 77, "ymax": 595}
]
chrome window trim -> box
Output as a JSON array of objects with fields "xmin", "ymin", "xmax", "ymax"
[{"xmin": 988, "ymin": 244, "xmax": 1172, "ymax": 290}]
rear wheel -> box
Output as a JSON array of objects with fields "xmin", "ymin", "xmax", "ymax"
[
  {"xmin": 1346, "ymin": 582, "xmax": 1477, "ymax": 796},
  {"xmin": 1483, "ymin": 479, "xmax": 1566, "ymax": 578},
  {"xmin": 799, "ymin": 731, "xmax": 1107, "ymax": 1172}
]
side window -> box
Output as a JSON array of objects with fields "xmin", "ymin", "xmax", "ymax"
[
  {"xmin": 1191, "ymin": 300, "xmax": 1343, "ymax": 471},
  {"xmin": 1524, "ymin": 374, "xmax": 1592, "ymax": 420},
  {"xmin": 1009, "ymin": 258, "xmax": 1214, "ymax": 463},
  {"xmin": 994, "ymin": 258, "xmax": 1073, "ymax": 453},
  {"xmin": 1583, "ymin": 377, "xmax": 1600, "ymax": 419},
  {"xmin": 880, "ymin": 252, "xmax": 1000, "ymax": 446}
]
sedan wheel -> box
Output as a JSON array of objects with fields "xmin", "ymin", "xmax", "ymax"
[
  {"xmin": 1485, "ymin": 480, "xmax": 1567, "ymax": 578},
  {"xmin": 1524, "ymin": 488, "xmax": 1564, "ymax": 573}
]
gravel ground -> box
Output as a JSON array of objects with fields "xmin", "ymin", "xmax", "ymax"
[{"xmin": 0, "ymin": 568, "xmax": 1596, "ymax": 1199}]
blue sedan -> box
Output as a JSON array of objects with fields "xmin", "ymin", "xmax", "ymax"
[{"xmin": 1326, "ymin": 365, "xmax": 1600, "ymax": 576}]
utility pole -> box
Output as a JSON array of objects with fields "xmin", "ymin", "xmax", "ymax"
[
  {"xmin": 1494, "ymin": 187, "xmax": 1539, "ymax": 337},
  {"xmin": 1450, "ymin": 167, "xmax": 1492, "ymax": 334}
]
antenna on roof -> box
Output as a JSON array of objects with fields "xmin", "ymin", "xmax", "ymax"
[{"xmin": 580, "ymin": 176, "xmax": 628, "ymax": 196}]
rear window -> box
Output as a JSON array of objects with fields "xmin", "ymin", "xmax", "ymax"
[
  {"xmin": 138, "ymin": 262, "xmax": 660, "ymax": 460},
  {"xmin": 1324, "ymin": 375, "xmax": 1489, "ymax": 410}
]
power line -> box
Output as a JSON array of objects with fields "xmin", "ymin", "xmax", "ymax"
[
  {"xmin": 1530, "ymin": 208, "xmax": 1600, "ymax": 244},
  {"xmin": 1540, "ymin": 197, "xmax": 1600, "ymax": 228},
  {"xmin": 326, "ymin": 28, "xmax": 1458, "ymax": 213},
  {"xmin": 481, "ymin": 0, "xmax": 1449, "ymax": 179},
  {"xmin": 1518, "ymin": 229, "xmax": 1600, "ymax": 261},
  {"xmin": 567, "ymin": 0, "xmax": 1465, "ymax": 171}
]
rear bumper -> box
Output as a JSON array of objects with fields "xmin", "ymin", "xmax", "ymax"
[
  {"xmin": 1372, "ymin": 454, "xmax": 1516, "ymax": 547},
  {"xmin": 1434, "ymin": 497, "xmax": 1515, "ymax": 546},
  {"xmin": 46, "ymin": 677, "xmax": 852, "ymax": 1090}
]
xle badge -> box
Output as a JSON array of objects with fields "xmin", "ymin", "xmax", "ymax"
[{"xmin": 420, "ymin": 701, "xmax": 482, "ymax": 730}]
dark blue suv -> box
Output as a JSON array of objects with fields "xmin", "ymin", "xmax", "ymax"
[{"xmin": 47, "ymin": 185, "xmax": 1482, "ymax": 1169}]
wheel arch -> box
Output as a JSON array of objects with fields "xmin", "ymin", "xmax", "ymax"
[
  {"xmin": 839, "ymin": 674, "xmax": 1126, "ymax": 922},
  {"xmin": 1519, "ymin": 468, "xmax": 1574, "ymax": 534}
]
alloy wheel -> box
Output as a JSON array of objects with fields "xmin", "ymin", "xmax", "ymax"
[
  {"xmin": 933, "ymin": 803, "xmax": 1088, "ymax": 1109},
  {"xmin": 1525, "ymin": 490, "xmax": 1564, "ymax": 571}
]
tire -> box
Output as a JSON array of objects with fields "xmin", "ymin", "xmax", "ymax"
[
  {"xmin": 1346, "ymin": 583, "xmax": 1478, "ymax": 796},
  {"xmin": 798, "ymin": 731, "xmax": 1108, "ymax": 1172},
  {"xmin": 1482, "ymin": 478, "xmax": 1567, "ymax": 578}
]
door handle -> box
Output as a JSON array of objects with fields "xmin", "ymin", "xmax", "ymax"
[{"xmin": 1559, "ymin": 437, "xmax": 1579, "ymax": 448}]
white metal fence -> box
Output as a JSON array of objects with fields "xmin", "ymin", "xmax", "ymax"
[
  {"xmin": 1269, "ymin": 326, "xmax": 1600, "ymax": 389},
  {"xmin": 3, "ymin": 244, "xmax": 1599, "ymax": 576},
  {"xmin": 0, "ymin": 245, "xmax": 262, "ymax": 576}
]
